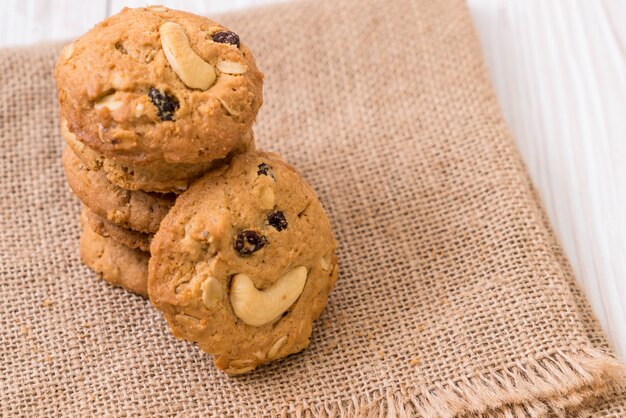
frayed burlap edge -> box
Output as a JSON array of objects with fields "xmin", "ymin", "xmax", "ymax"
[{"xmin": 266, "ymin": 348, "xmax": 624, "ymax": 417}]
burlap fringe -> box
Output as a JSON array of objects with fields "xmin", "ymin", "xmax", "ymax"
[{"xmin": 269, "ymin": 348, "xmax": 624, "ymax": 418}]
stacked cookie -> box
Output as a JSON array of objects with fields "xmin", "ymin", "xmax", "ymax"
[
  {"xmin": 56, "ymin": 6, "xmax": 338, "ymax": 374},
  {"xmin": 57, "ymin": 6, "xmax": 262, "ymax": 296}
]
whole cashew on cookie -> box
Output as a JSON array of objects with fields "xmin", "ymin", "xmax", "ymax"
[
  {"xmin": 229, "ymin": 266, "xmax": 308, "ymax": 326},
  {"xmin": 160, "ymin": 21, "xmax": 216, "ymax": 90}
]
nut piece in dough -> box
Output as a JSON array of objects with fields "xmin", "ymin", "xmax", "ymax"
[
  {"xmin": 320, "ymin": 256, "xmax": 331, "ymax": 271},
  {"xmin": 257, "ymin": 185, "xmax": 275, "ymax": 209},
  {"xmin": 224, "ymin": 365, "xmax": 256, "ymax": 375},
  {"xmin": 201, "ymin": 276, "xmax": 222, "ymax": 309},
  {"xmin": 94, "ymin": 93, "xmax": 123, "ymax": 111},
  {"xmin": 160, "ymin": 21, "xmax": 216, "ymax": 90},
  {"xmin": 216, "ymin": 60, "xmax": 247, "ymax": 75},
  {"xmin": 147, "ymin": 5, "xmax": 168, "ymax": 12},
  {"xmin": 267, "ymin": 336, "xmax": 288, "ymax": 360},
  {"xmin": 62, "ymin": 43, "xmax": 75, "ymax": 60},
  {"xmin": 230, "ymin": 266, "xmax": 308, "ymax": 327}
]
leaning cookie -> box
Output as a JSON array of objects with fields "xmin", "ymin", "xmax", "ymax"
[
  {"xmin": 80, "ymin": 210, "xmax": 149, "ymax": 297},
  {"xmin": 62, "ymin": 119, "xmax": 255, "ymax": 193},
  {"xmin": 85, "ymin": 208, "xmax": 152, "ymax": 252},
  {"xmin": 63, "ymin": 147, "xmax": 175, "ymax": 233},
  {"xmin": 148, "ymin": 151, "xmax": 338, "ymax": 374},
  {"xmin": 55, "ymin": 6, "xmax": 263, "ymax": 166}
]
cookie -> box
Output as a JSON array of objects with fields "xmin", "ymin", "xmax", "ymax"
[
  {"xmin": 63, "ymin": 147, "xmax": 175, "ymax": 233},
  {"xmin": 148, "ymin": 152, "xmax": 338, "ymax": 374},
  {"xmin": 62, "ymin": 119, "xmax": 255, "ymax": 193},
  {"xmin": 85, "ymin": 208, "xmax": 152, "ymax": 252},
  {"xmin": 55, "ymin": 6, "xmax": 263, "ymax": 166},
  {"xmin": 80, "ymin": 210, "xmax": 149, "ymax": 297}
]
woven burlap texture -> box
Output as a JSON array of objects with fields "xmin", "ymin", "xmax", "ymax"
[{"xmin": 1, "ymin": 0, "xmax": 624, "ymax": 416}]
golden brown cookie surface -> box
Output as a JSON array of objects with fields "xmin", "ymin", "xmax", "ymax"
[
  {"xmin": 55, "ymin": 6, "xmax": 263, "ymax": 165},
  {"xmin": 63, "ymin": 147, "xmax": 175, "ymax": 233},
  {"xmin": 85, "ymin": 208, "xmax": 152, "ymax": 252},
  {"xmin": 80, "ymin": 210, "xmax": 149, "ymax": 297},
  {"xmin": 62, "ymin": 119, "xmax": 255, "ymax": 193},
  {"xmin": 148, "ymin": 152, "xmax": 338, "ymax": 374}
]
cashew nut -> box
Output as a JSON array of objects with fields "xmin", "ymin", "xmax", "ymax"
[
  {"xmin": 160, "ymin": 22, "xmax": 216, "ymax": 90},
  {"xmin": 62, "ymin": 43, "xmax": 75, "ymax": 60},
  {"xmin": 110, "ymin": 73, "xmax": 125, "ymax": 89},
  {"xmin": 219, "ymin": 98, "xmax": 238, "ymax": 116},
  {"xmin": 147, "ymin": 5, "xmax": 167, "ymax": 12},
  {"xmin": 201, "ymin": 276, "xmax": 222, "ymax": 309},
  {"xmin": 230, "ymin": 266, "xmax": 307, "ymax": 326},
  {"xmin": 224, "ymin": 365, "xmax": 256, "ymax": 375},
  {"xmin": 258, "ymin": 185, "xmax": 275, "ymax": 210},
  {"xmin": 135, "ymin": 103, "xmax": 144, "ymax": 118},
  {"xmin": 267, "ymin": 335, "xmax": 288, "ymax": 359},
  {"xmin": 229, "ymin": 359, "xmax": 254, "ymax": 368},
  {"xmin": 179, "ymin": 221, "xmax": 209, "ymax": 258},
  {"xmin": 94, "ymin": 93, "xmax": 123, "ymax": 111},
  {"xmin": 216, "ymin": 60, "xmax": 247, "ymax": 75},
  {"xmin": 174, "ymin": 313, "xmax": 202, "ymax": 328},
  {"xmin": 60, "ymin": 119, "xmax": 84, "ymax": 151},
  {"xmin": 97, "ymin": 124, "xmax": 106, "ymax": 142},
  {"xmin": 320, "ymin": 256, "xmax": 331, "ymax": 271}
]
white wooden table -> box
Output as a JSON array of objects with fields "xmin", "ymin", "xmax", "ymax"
[{"xmin": 2, "ymin": 0, "xmax": 625, "ymax": 359}]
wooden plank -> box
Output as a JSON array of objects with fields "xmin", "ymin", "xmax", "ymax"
[
  {"xmin": 0, "ymin": 0, "xmax": 108, "ymax": 48},
  {"xmin": 109, "ymin": 0, "xmax": 285, "ymax": 18},
  {"xmin": 468, "ymin": 0, "xmax": 626, "ymax": 358},
  {"xmin": 0, "ymin": 0, "xmax": 286, "ymax": 48}
]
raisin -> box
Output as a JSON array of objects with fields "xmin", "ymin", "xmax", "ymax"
[
  {"xmin": 211, "ymin": 31, "xmax": 240, "ymax": 47},
  {"xmin": 115, "ymin": 42, "xmax": 128, "ymax": 54},
  {"xmin": 267, "ymin": 211, "xmax": 288, "ymax": 231},
  {"xmin": 257, "ymin": 163, "xmax": 272, "ymax": 176},
  {"xmin": 234, "ymin": 230, "xmax": 268, "ymax": 255},
  {"xmin": 148, "ymin": 88, "xmax": 179, "ymax": 121}
]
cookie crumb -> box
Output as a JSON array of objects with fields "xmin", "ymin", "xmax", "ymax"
[
  {"xmin": 42, "ymin": 299, "xmax": 53, "ymax": 308},
  {"xmin": 20, "ymin": 326, "xmax": 30, "ymax": 336},
  {"xmin": 409, "ymin": 356, "xmax": 421, "ymax": 366}
]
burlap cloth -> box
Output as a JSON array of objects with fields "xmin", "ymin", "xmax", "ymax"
[{"xmin": 1, "ymin": 0, "xmax": 625, "ymax": 416}]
